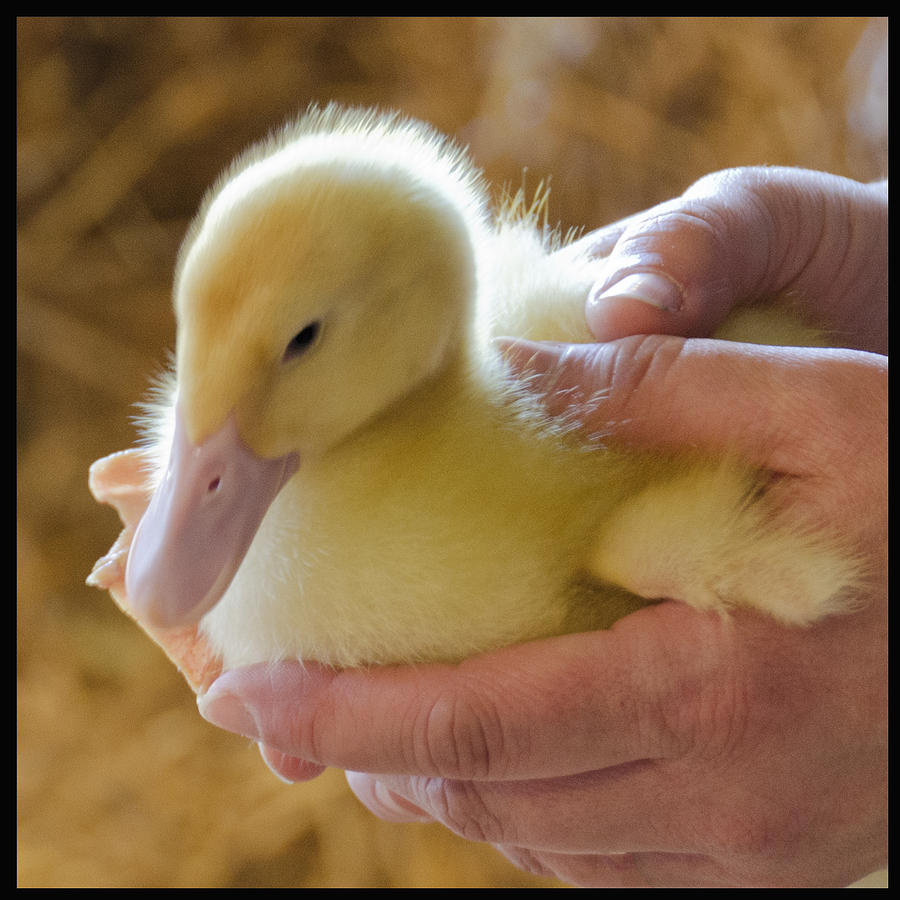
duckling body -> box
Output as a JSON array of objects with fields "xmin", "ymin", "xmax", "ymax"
[
  {"xmin": 200, "ymin": 349, "xmax": 646, "ymax": 668},
  {"xmin": 126, "ymin": 105, "xmax": 857, "ymax": 669}
]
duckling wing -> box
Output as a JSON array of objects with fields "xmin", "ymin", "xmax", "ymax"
[{"xmin": 587, "ymin": 458, "xmax": 861, "ymax": 625}]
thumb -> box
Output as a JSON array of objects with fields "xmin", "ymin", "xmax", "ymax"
[
  {"xmin": 499, "ymin": 334, "xmax": 885, "ymax": 476},
  {"xmin": 584, "ymin": 167, "xmax": 885, "ymax": 344}
]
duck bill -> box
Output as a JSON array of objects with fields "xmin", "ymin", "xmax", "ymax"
[{"xmin": 125, "ymin": 407, "xmax": 299, "ymax": 629}]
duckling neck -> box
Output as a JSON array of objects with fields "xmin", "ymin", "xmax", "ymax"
[
  {"xmin": 384, "ymin": 338, "xmax": 514, "ymax": 441},
  {"xmin": 323, "ymin": 335, "xmax": 574, "ymax": 498}
]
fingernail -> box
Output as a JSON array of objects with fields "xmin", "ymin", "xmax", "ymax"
[
  {"xmin": 590, "ymin": 272, "xmax": 682, "ymax": 312},
  {"xmin": 258, "ymin": 743, "xmax": 325, "ymax": 784},
  {"xmin": 348, "ymin": 773, "xmax": 433, "ymax": 823},
  {"xmin": 198, "ymin": 689, "xmax": 261, "ymax": 740},
  {"xmin": 259, "ymin": 745, "xmax": 300, "ymax": 784},
  {"xmin": 372, "ymin": 781, "xmax": 432, "ymax": 821}
]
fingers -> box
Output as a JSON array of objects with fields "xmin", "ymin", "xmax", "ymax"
[
  {"xmin": 493, "ymin": 844, "xmax": 659, "ymax": 888},
  {"xmin": 493, "ymin": 846, "xmax": 734, "ymax": 889},
  {"xmin": 258, "ymin": 743, "xmax": 326, "ymax": 783},
  {"xmin": 88, "ymin": 448, "xmax": 154, "ymax": 527},
  {"xmin": 585, "ymin": 198, "xmax": 732, "ymax": 342},
  {"xmin": 499, "ymin": 335, "xmax": 887, "ymax": 478},
  {"xmin": 343, "ymin": 769, "xmax": 784, "ymax": 888},
  {"xmin": 345, "ymin": 771, "xmax": 435, "ymax": 823},
  {"xmin": 198, "ymin": 602, "xmax": 736, "ymax": 781},
  {"xmin": 347, "ymin": 761, "xmax": 687, "ymax": 854},
  {"xmin": 584, "ymin": 171, "xmax": 782, "ymax": 342},
  {"xmin": 583, "ymin": 167, "xmax": 888, "ymax": 352}
]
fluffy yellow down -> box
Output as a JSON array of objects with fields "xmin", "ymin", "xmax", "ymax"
[{"xmin": 148, "ymin": 105, "xmax": 859, "ymax": 669}]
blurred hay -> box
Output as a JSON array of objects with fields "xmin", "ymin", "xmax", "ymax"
[{"xmin": 17, "ymin": 16, "xmax": 886, "ymax": 888}]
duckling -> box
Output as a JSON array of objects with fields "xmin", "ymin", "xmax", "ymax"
[{"xmin": 121, "ymin": 104, "xmax": 857, "ymax": 670}]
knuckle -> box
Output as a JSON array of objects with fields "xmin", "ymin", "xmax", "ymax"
[
  {"xmin": 422, "ymin": 777, "xmax": 508, "ymax": 844},
  {"xmin": 604, "ymin": 333, "xmax": 690, "ymax": 414},
  {"xmin": 416, "ymin": 682, "xmax": 510, "ymax": 779},
  {"xmin": 665, "ymin": 668, "xmax": 750, "ymax": 761}
]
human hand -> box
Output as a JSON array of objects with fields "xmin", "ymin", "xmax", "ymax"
[
  {"xmin": 88, "ymin": 449, "xmax": 223, "ymax": 693},
  {"xmin": 198, "ymin": 332, "xmax": 887, "ymax": 887},
  {"xmin": 574, "ymin": 166, "xmax": 887, "ymax": 354}
]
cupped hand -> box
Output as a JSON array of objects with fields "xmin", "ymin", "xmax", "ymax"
[{"xmin": 577, "ymin": 166, "xmax": 887, "ymax": 354}]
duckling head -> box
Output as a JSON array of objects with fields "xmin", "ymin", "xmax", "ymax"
[{"xmin": 126, "ymin": 111, "xmax": 485, "ymax": 629}]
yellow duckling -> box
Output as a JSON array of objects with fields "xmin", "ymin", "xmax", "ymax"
[{"xmin": 122, "ymin": 105, "xmax": 857, "ymax": 670}]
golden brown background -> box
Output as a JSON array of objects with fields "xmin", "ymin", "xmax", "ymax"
[{"xmin": 17, "ymin": 17, "xmax": 886, "ymax": 888}]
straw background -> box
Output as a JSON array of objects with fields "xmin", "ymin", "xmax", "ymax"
[{"xmin": 17, "ymin": 17, "xmax": 887, "ymax": 888}]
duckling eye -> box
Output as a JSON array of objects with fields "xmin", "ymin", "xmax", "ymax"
[{"xmin": 283, "ymin": 321, "xmax": 321, "ymax": 362}]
